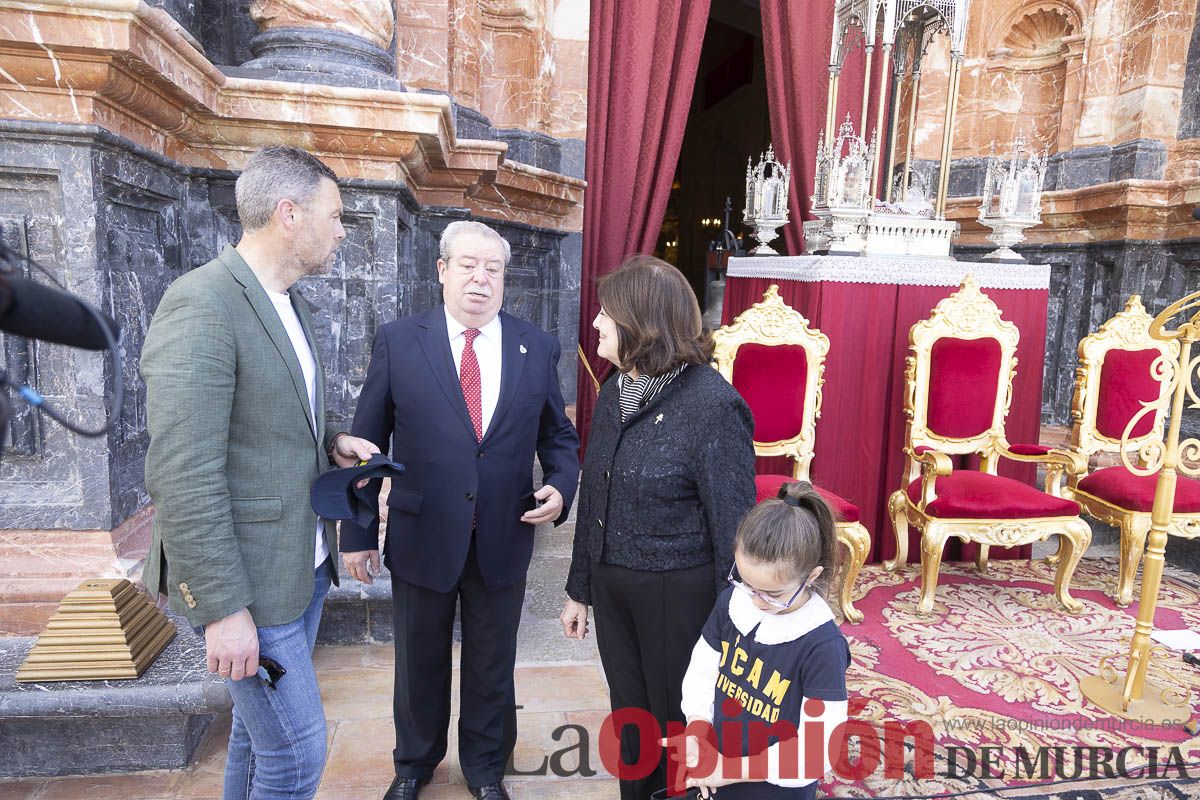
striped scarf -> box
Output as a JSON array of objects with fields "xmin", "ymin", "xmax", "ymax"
[{"xmin": 617, "ymin": 363, "xmax": 686, "ymax": 423}]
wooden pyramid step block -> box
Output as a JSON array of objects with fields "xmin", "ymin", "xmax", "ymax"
[{"xmin": 15, "ymin": 578, "xmax": 176, "ymax": 682}]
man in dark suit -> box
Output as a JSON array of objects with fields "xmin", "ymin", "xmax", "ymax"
[{"xmin": 341, "ymin": 220, "xmax": 580, "ymax": 800}]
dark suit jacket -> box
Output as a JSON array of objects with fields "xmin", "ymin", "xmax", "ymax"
[{"xmin": 340, "ymin": 306, "xmax": 580, "ymax": 592}]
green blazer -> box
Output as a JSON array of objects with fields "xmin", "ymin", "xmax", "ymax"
[{"xmin": 141, "ymin": 245, "xmax": 339, "ymax": 627}]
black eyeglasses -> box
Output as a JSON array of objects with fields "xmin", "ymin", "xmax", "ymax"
[
  {"xmin": 257, "ymin": 656, "xmax": 287, "ymax": 690},
  {"xmin": 727, "ymin": 563, "xmax": 807, "ymax": 609}
]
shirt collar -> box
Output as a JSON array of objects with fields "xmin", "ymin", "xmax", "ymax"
[
  {"xmin": 727, "ymin": 586, "xmax": 836, "ymax": 645},
  {"xmin": 444, "ymin": 306, "xmax": 502, "ymax": 344}
]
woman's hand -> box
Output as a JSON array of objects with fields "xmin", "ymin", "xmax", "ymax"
[{"xmin": 560, "ymin": 599, "xmax": 590, "ymax": 639}]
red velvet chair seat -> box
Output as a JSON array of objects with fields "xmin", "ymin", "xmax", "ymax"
[
  {"xmin": 905, "ymin": 471, "xmax": 1080, "ymax": 519},
  {"xmin": 1077, "ymin": 466, "xmax": 1200, "ymax": 513},
  {"xmin": 754, "ymin": 474, "xmax": 861, "ymax": 522}
]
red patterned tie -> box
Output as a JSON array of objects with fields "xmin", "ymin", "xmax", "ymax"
[{"xmin": 460, "ymin": 328, "xmax": 483, "ymax": 440}]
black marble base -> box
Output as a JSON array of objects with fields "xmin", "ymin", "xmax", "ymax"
[
  {"xmin": 955, "ymin": 238, "xmax": 1200, "ymax": 439},
  {"xmin": 241, "ymin": 27, "xmax": 398, "ymax": 90},
  {"xmin": 318, "ymin": 563, "xmax": 396, "ymax": 646},
  {"xmin": 317, "ymin": 561, "xmax": 463, "ymax": 646},
  {"xmin": 0, "ymin": 612, "xmax": 230, "ymax": 777},
  {"xmin": 0, "ymin": 121, "xmax": 582, "ymax": 537},
  {"xmin": 220, "ymin": 64, "xmax": 405, "ymax": 93}
]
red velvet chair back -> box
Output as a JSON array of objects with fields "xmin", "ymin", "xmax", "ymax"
[
  {"xmin": 926, "ymin": 337, "xmax": 1004, "ymax": 439},
  {"xmin": 1070, "ymin": 295, "xmax": 1176, "ymax": 460},
  {"xmin": 731, "ymin": 343, "xmax": 809, "ymax": 443},
  {"xmin": 902, "ymin": 277, "xmax": 1019, "ymax": 463},
  {"xmin": 712, "ymin": 285, "xmax": 830, "ymax": 481}
]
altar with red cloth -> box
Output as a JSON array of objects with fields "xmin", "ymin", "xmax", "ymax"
[{"xmin": 721, "ymin": 255, "xmax": 1053, "ymax": 565}]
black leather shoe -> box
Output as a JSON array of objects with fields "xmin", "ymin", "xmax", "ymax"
[
  {"xmin": 383, "ymin": 775, "xmax": 430, "ymax": 800},
  {"xmin": 469, "ymin": 782, "xmax": 511, "ymax": 800}
]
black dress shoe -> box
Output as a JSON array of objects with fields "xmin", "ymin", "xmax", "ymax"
[
  {"xmin": 383, "ymin": 775, "xmax": 430, "ymax": 800},
  {"xmin": 469, "ymin": 782, "xmax": 511, "ymax": 800}
]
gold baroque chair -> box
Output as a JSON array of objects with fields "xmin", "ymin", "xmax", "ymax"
[
  {"xmin": 1066, "ymin": 295, "xmax": 1200, "ymax": 606},
  {"xmin": 711, "ymin": 285, "xmax": 872, "ymax": 623},
  {"xmin": 884, "ymin": 276, "xmax": 1092, "ymax": 614}
]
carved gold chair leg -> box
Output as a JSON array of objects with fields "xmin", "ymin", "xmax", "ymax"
[
  {"xmin": 1052, "ymin": 519, "xmax": 1092, "ymax": 614},
  {"xmin": 1044, "ymin": 537, "xmax": 1063, "ymax": 566},
  {"xmin": 976, "ymin": 544, "xmax": 990, "ymax": 574},
  {"xmin": 1114, "ymin": 516, "xmax": 1151, "ymax": 608},
  {"xmin": 835, "ymin": 521, "xmax": 871, "ymax": 624},
  {"xmin": 884, "ymin": 490, "xmax": 909, "ymax": 572},
  {"xmin": 917, "ymin": 526, "xmax": 950, "ymax": 614}
]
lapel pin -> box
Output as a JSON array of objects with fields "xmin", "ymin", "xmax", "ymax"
[
  {"xmin": 655, "ymin": 413, "xmax": 664, "ymax": 424},
  {"xmin": 519, "ymin": 344, "xmax": 527, "ymax": 354}
]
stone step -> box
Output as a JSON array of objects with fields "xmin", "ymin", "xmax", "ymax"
[
  {"xmin": 0, "ymin": 612, "xmax": 230, "ymax": 778},
  {"xmin": 317, "ymin": 561, "xmax": 405, "ymax": 646},
  {"xmin": 316, "ymin": 515, "xmax": 602, "ymax": 670}
]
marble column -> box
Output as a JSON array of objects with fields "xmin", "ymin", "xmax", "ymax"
[{"xmin": 241, "ymin": 0, "xmax": 403, "ymax": 90}]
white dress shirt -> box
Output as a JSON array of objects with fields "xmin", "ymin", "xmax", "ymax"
[
  {"xmin": 446, "ymin": 307, "xmax": 503, "ymax": 436},
  {"xmin": 266, "ymin": 288, "xmax": 329, "ymax": 569}
]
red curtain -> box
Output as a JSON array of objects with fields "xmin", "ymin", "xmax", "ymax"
[
  {"xmin": 760, "ymin": 1, "xmax": 882, "ymax": 255},
  {"xmin": 575, "ymin": 0, "xmax": 713, "ymax": 450}
]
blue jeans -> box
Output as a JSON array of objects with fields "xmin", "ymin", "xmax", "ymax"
[{"xmin": 221, "ymin": 561, "xmax": 332, "ymax": 800}]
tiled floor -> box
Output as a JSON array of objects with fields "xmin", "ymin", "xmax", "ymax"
[
  {"xmin": 0, "ymin": 510, "xmax": 1130, "ymax": 800},
  {"xmin": 0, "ymin": 516, "xmax": 619, "ymax": 800},
  {"xmin": 0, "ymin": 644, "xmax": 619, "ymax": 800}
]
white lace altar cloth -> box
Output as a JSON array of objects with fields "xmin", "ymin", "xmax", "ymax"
[{"xmin": 727, "ymin": 255, "xmax": 1051, "ymax": 290}]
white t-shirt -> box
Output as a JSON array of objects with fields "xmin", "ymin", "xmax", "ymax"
[
  {"xmin": 445, "ymin": 307, "xmax": 503, "ymax": 436},
  {"xmin": 266, "ymin": 288, "xmax": 329, "ymax": 570}
]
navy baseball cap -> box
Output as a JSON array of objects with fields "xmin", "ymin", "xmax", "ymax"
[{"xmin": 310, "ymin": 454, "xmax": 406, "ymax": 528}]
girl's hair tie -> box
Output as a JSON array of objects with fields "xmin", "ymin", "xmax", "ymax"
[{"xmin": 777, "ymin": 482, "xmax": 813, "ymax": 508}]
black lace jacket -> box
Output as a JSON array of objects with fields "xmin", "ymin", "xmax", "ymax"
[{"xmin": 566, "ymin": 363, "xmax": 757, "ymax": 604}]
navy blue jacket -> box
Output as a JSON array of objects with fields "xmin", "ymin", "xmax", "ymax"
[{"xmin": 341, "ymin": 306, "xmax": 580, "ymax": 592}]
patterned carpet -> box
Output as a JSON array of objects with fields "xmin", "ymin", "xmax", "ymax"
[{"xmin": 818, "ymin": 557, "xmax": 1200, "ymax": 797}]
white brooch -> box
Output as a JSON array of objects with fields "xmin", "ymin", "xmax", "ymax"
[
  {"xmin": 519, "ymin": 344, "xmax": 527, "ymax": 354},
  {"xmin": 655, "ymin": 413, "xmax": 664, "ymax": 424}
]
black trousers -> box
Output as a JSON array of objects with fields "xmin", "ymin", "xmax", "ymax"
[
  {"xmin": 390, "ymin": 538, "xmax": 526, "ymax": 786},
  {"xmin": 592, "ymin": 561, "xmax": 717, "ymax": 800}
]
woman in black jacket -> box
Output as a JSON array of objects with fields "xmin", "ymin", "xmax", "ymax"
[{"xmin": 561, "ymin": 255, "xmax": 757, "ymax": 800}]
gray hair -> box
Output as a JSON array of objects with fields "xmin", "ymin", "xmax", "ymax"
[
  {"xmin": 235, "ymin": 146, "xmax": 338, "ymax": 232},
  {"xmin": 439, "ymin": 220, "xmax": 511, "ymax": 265}
]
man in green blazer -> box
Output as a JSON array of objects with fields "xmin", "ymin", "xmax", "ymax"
[{"xmin": 141, "ymin": 146, "xmax": 377, "ymax": 800}]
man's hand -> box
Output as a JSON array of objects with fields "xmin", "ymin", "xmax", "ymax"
[
  {"xmin": 520, "ymin": 484, "xmax": 563, "ymax": 525},
  {"xmin": 331, "ymin": 434, "xmax": 380, "ymax": 468},
  {"xmin": 205, "ymin": 607, "xmax": 259, "ymax": 681},
  {"xmin": 344, "ymin": 549, "xmax": 380, "ymax": 585},
  {"xmin": 560, "ymin": 599, "xmax": 589, "ymax": 639}
]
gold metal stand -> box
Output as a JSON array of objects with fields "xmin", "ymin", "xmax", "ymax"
[
  {"xmin": 900, "ymin": 69, "xmax": 921, "ymax": 203},
  {"xmin": 934, "ymin": 54, "xmax": 963, "ymax": 219},
  {"xmin": 16, "ymin": 578, "xmax": 176, "ymax": 682},
  {"xmin": 884, "ymin": 66, "xmax": 904, "ymax": 202},
  {"xmin": 1079, "ymin": 290, "xmax": 1200, "ymax": 724},
  {"xmin": 826, "ymin": 69, "xmax": 840, "ymax": 147},
  {"xmin": 870, "ymin": 43, "xmax": 893, "ymax": 199},
  {"xmin": 860, "ymin": 45, "xmax": 874, "ymax": 137}
]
